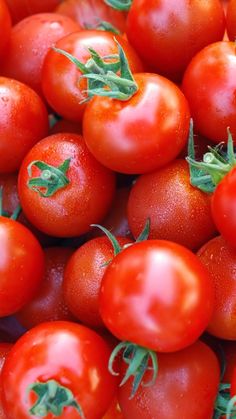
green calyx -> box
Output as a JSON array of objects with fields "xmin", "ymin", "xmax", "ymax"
[
  {"xmin": 84, "ymin": 20, "xmax": 120, "ymax": 34},
  {"xmin": 54, "ymin": 38, "xmax": 138, "ymax": 102},
  {"xmin": 27, "ymin": 159, "xmax": 70, "ymax": 197},
  {"xmin": 214, "ymin": 383, "xmax": 232, "ymax": 418},
  {"xmin": 186, "ymin": 121, "xmax": 236, "ymax": 193},
  {"xmin": 226, "ymin": 395, "xmax": 236, "ymax": 419},
  {"xmin": 109, "ymin": 341, "xmax": 158, "ymax": 398},
  {"xmin": 104, "ymin": 0, "xmax": 132, "ymax": 11},
  {"xmin": 27, "ymin": 380, "xmax": 84, "ymax": 418},
  {"xmin": 0, "ymin": 186, "xmax": 21, "ymax": 220}
]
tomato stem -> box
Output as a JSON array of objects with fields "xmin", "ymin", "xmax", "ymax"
[
  {"xmin": 27, "ymin": 380, "xmax": 84, "ymax": 418},
  {"xmin": 226, "ymin": 394, "xmax": 236, "ymax": 418},
  {"xmin": 84, "ymin": 20, "xmax": 121, "ymax": 34},
  {"xmin": 104, "ymin": 0, "xmax": 132, "ymax": 11}
]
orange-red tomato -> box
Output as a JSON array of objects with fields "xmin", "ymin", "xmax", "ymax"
[{"xmin": 0, "ymin": 0, "xmax": 11, "ymax": 58}]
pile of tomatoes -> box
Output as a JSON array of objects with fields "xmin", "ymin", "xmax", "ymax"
[{"xmin": 1, "ymin": 0, "xmax": 236, "ymax": 418}]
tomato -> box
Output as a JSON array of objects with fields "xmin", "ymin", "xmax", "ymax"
[
  {"xmin": 1, "ymin": 321, "xmax": 118, "ymax": 419},
  {"xmin": 100, "ymin": 240, "xmax": 214, "ymax": 352},
  {"xmin": 231, "ymin": 369, "xmax": 236, "ymax": 397},
  {"xmin": 0, "ymin": 77, "xmax": 48, "ymax": 174},
  {"xmin": 63, "ymin": 236, "xmax": 132, "ymax": 329},
  {"xmin": 55, "ymin": 0, "xmax": 126, "ymax": 33},
  {"xmin": 5, "ymin": 0, "xmax": 61, "ymax": 23},
  {"xmin": 221, "ymin": 341, "xmax": 236, "ymax": 383},
  {"xmin": 0, "ymin": 343, "xmax": 13, "ymax": 419},
  {"xmin": 182, "ymin": 41, "xmax": 236, "ymax": 143},
  {"xmin": 118, "ymin": 340, "xmax": 220, "ymax": 419},
  {"xmin": 0, "ymin": 0, "xmax": 11, "ymax": 58},
  {"xmin": 197, "ymin": 235, "xmax": 236, "ymax": 339},
  {"xmin": 103, "ymin": 398, "xmax": 123, "ymax": 419},
  {"xmin": 126, "ymin": 0, "xmax": 225, "ymax": 81},
  {"xmin": 127, "ymin": 159, "xmax": 216, "ymax": 250},
  {"xmin": 226, "ymin": 0, "xmax": 236, "ymax": 40},
  {"xmin": 1, "ymin": 13, "xmax": 80, "ymax": 96},
  {"xmin": 0, "ymin": 217, "xmax": 45, "ymax": 316},
  {"xmin": 83, "ymin": 73, "xmax": 190, "ymax": 174},
  {"xmin": 210, "ymin": 166, "xmax": 236, "ymax": 248},
  {"xmin": 18, "ymin": 133, "xmax": 115, "ymax": 237},
  {"xmin": 16, "ymin": 247, "xmax": 74, "ymax": 329},
  {"xmin": 42, "ymin": 30, "xmax": 143, "ymax": 122}
]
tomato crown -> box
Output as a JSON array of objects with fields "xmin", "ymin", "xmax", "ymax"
[
  {"xmin": 84, "ymin": 20, "xmax": 120, "ymax": 35},
  {"xmin": 104, "ymin": 0, "xmax": 132, "ymax": 11}
]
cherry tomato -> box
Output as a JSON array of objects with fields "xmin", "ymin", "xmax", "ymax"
[
  {"xmin": 127, "ymin": 160, "xmax": 216, "ymax": 250},
  {"xmin": 126, "ymin": 0, "xmax": 225, "ymax": 81},
  {"xmin": 0, "ymin": 217, "xmax": 45, "ymax": 317},
  {"xmin": 100, "ymin": 240, "xmax": 214, "ymax": 352},
  {"xmin": 63, "ymin": 236, "xmax": 132, "ymax": 329},
  {"xmin": 0, "ymin": 0, "xmax": 11, "ymax": 58},
  {"xmin": 16, "ymin": 247, "xmax": 74, "ymax": 329},
  {"xmin": 55, "ymin": 0, "xmax": 126, "ymax": 33},
  {"xmin": 197, "ymin": 235, "xmax": 236, "ymax": 339},
  {"xmin": 0, "ymin": 77, "xmax": 48, "ymax": 174},
  {"xmin": 1, "ymin": 321, "xmax": 118, "ymax": 418},
  {"xmin": 83, "ymin": 73, "xmax": 190, "ymax": 174},
  {"xmin": 1, "ymin": 13, "xmax": 80, "ymax": 96},
  {"xmin": 42, "ymin": 30, "xmax": 143, "ymax": 122},
  {"xmin": 182, "ymin": 41, "xmax": 236, "ymax": 143},
  {"xmin": 118, "ymin": 340, "xmax": 220, "ymax": 419},
  {"xmin": 18, "ymin": 133, "xmax": 115, "ymax": 237},
  {"xmin": 5, "ymin": 0, "xmax": 61, "ymax": 23}
]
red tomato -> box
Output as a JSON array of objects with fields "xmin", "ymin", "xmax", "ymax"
[
  {"xmin": 211, "ymin": 166, "xmax": 236, "ymax": 248},
  {"xmin": 16, "ymin": 247, "xmax": 74, "ymax": 329},
  {"xmin": 1, "ymin": 321, "xmax": 118, "ymax": 418},
  {"xmin": 127, "ymin": 160, "xmax": 216, "ymax": 250},
  {"xmin": 0, "ymin": 77, "xmax": 48, "ymax": 174},
  {"xmin": 221, "ymin": 341, "xmax": 236, "ymax": 383},
  {"xmin": 83, "ymin": 73, "xmax": 190, "ymax": 174},
  {"xmin": 0, "ymin": 0, "xmax": 11, "ymax": 58},
  {"xmin": 63, "ymin": 236, "xmax": 132, "ymax": 329},
  {"xmin": 5, "ymin": 0, "xmax": 61, "ymax": 23},
  {"xmin": 0, "ymin": 217, "xmax": 45, "ymax": 316},
  {"xmin": 42, "ymin": 30, "xmax": 143, "ymax": 122},
  {"xmin": 103, "ymin": 398, "xmax": 123, "ymax": 419},
  {"xmin": 126, "ymin": 0, "xmax": 225, "ymax": 81},
  {"xmin": 197, "ymin": 235, "xmax": 236, "ymax": 339},
  {"xmin": 226, "ymin": 0, "xmax": 236, "ymax": 40},
  {"xmin": 118, "ymin": 341, "xmax": 220, "ymax": 419},
  {"xmin": 1, "ymin": 13, "xmax": 80, "ymax": 96},
  {"xmin": 182, "ymin": 41, "xmax": 236, "ymax": 143},
  {"xmin": 99, "ymin": 240, "xmax": 214, "ymax": 352},
  {"xmin": 55, "ymin": 0, "xmax": 126, "ymax": 33},
  {"xmin": 0, "ymin": 343, "xmax": 13, "ymax": 419},
  {"xmin": 18, "ymin": 133, "xmax": 115, "ymax": 237}
]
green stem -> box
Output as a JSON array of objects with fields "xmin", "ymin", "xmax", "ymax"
[
  {"xmin": 104, "ymin": 0, "xmax": 132, "ymax": 11},
  {"xmin": 84, "ymin": 20, "xmax": 120, "ymax": 34}
]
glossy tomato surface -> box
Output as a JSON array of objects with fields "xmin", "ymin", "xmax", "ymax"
[
  {"xmin": 83, "ymin": 73, "xmax": 190, "ymax": 174},
  {"xmin": 100, "ymin": 240, "xmax": 214, "ymax": 352},
  {"xmin": 1, "ymin": 321, "xmax": 118, "ymax": 419},
  {"xmin": 5, "ymin": 0, "xmax": 61, "ymax": 23},
  {"xmin": 0, "ymin": 0, "xmax": 11, "ymax": 57}
]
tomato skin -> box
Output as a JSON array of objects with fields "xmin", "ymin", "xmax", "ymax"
[
  {"xmin": 0, "ymin": 0, "xmax": 11, "ymax": 57},
  {"xmin": 63, "ymin": 236, "xmax": 132, "ymax": 329},
  {"xmin": 83, "ymin": 73, "xmax": 190, "ymax": 174},
  {"xmin": 99, "ymin": 240, "xmax": 214, "ymax": 352},
  {"xmin": 128, "ymin": 160, "xmax": 216, "ymax": 250},
  {"xmin": 126, "ymin": 0, "xmax": 225, "ymax": 81},
  {"xmin": 118, "ymin": 341, "xmax": 220, "ymax": 419},
  {"xmin": 1, "ymin": 321, "xmax": 118, "ymax": 419},
  {"xmin": 16, "ymin": 247, "xmax": 74, "ymax": 329},
  {"xmin": 42, "ymin": 30, "xmax": 143, "ymax": 122},
  {"xmin": 197, "ymin": 235, "xmax": 236, "ymax": 339},
  {"xmin": 55, "ymin": 0, "xmax": 126, "ymax": 33},
  {"xmin": 5, "ymin": 0, "xmax": 61, "ymax": 23},
  {"xmin": 1, "ymin": 13, "xmax": 80, "ymax": 97},
  {"xmin": 18, "ymin": 133, "xmax": 115, "ymax": 237},
  {"xmin": 103, "ymin": 398, "xmax": 123, "ymax": 419},
  {"xmin": 0, "ymin": 77, "xmax": 49, "ymax": 174},
  {"xmin": 182, "ymin": 41, "xmax": 236, "ymax": 143},
  {"xmin": 0, "ymin": 217, "xmax": 45, "ymax": 317},
  {"xmin": 226, "ymin": 0, "xmax": 236, "ymax": 40},
  {"xmin": 0, "ymin": 343, "xmax": 13, "ymax": 419}
]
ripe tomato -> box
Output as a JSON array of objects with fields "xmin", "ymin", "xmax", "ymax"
[
  {"xmin": 63, "ymin": 236, "xmax": 132, "ymax": 329},
  {"xmin": 118, "ymin": 341, "xmax": 220, "ymax": 419},
  {"xmin": 103, "ymin": 398, "xmax": 123, "ymax": 419},
  {"xmin": 182, "ymin": 41, "xmax": 236, "ymax": 143},
  {"xmin": 0, "ymin": 0, "xmax": 11, "ymax": 58},
  {"xmin": 126, "ymin": 0, "xmax": 225, "ymax": 81},
  {"xmin": 210, "ymin": 166, "xmax": 236, "ymax": 248},
  {"xmin": 16, "ymin": 247, "xmax": 74, "ymax": 329},
  {"xmin": 42, "ymin": 30, "xmax": 143, "ymax": 122},
  {"xmin": 221, "ymin": 341, "xmax": 236, "ymax": 383},
  {"xmin": 0, "ymin": 217, "xmax": 45, "ymax": 316},
  {"xmin": 1, "ymin": 13, "xmax": 80, "ymax": 96},
  {"xmin": 226, "ymin": 0, "xmax": 236, "ymax": 40},
  {"xmin": 127, "ymin": 160, "xmax": 216, "ymax": 250},
  {"xmin": 83, "ymin": 73, "xmax": 190, "ymax": 174},
  {"xmin": 0, "ymin": 343, "xmax": 13, "ymax": 419},
  {"xmin": 1, "ymin": 321, "xmax": 118, "ymax": 419},
  {"xmin": 197, "ymin": 235, "xmax": 236, "ymax": 339},
  {"xmin": 18, "ymin": 133, "xmax": 115, "ymax": 237},
  {"xmin": 55, "ymin": 0, "xmax": 126, "ymax": 33},
  {"xmin": 5, "ymin": 0, "xmax": 61, "ymax": 23},
  {"xmin": 0, "ymin": 77, "xmax": 48, "ymax": 174},
  {"xmin": 100, "ymin": 240, "xmax": 214, "ymax": 352}
]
